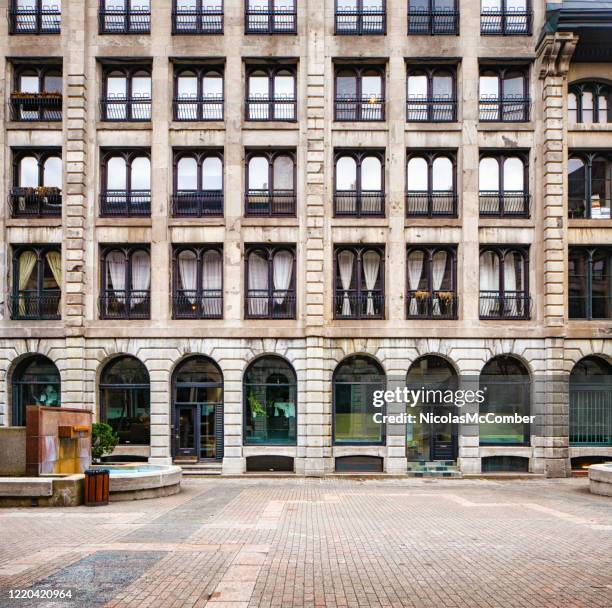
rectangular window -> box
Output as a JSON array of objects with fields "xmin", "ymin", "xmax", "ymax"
[
  {"xmin": 335, "ymin": 0, "xmax": 386, "ymax": 35},
  {"xmin": 100, "ymin": 150, "xmax": 151, "ymax": 217},
  {"xmin": 569, "ymin": 247, "xmax": 612, "ymax": 320},
  {"xmin": 172, "ymin": 150, "xmax": 223, "ymax": 217},
  {"xmin": 9, "ymin": 0, "xmax": 61, "ymax": 34},
  {"xmin": 172, "ymin": 0, "xmax": 223, "ymax": 34},
  {"xmin": 479, "ymin": 66, "xmax": 530, "ymax": 122},
  {"xmin": 480, "ymin": 0, "xmax": 532, "ymax": 35},
  {"xmin": 245, "ymin": 0, "xmax": 296, "ymax": 34},
  {"xmin": 334, "ymin": 65, "xmax": 385, "ymax": 122},
  {"xmin": 173, "ymin": 66, "xmax": 224, "ymax": 121},
  {"xmin": 245, "ymin": 64, "xmax": 297, "ymax": 121},
  {"xmin": 10, "ymin": 64, "xmax": 62, "ymax": 122},
  {"xmin": 407, "ymin": 0, "xmax": 459, "ymax": 35},
  {"xmin": 406, "ymin": 66, "xmax": 457, "ymax": 122},
  {"xmin": 98, "ymin": 0, "xmax": 151, "ymax": 34},
  {"xmin": 245, "ymin": 150, "xmax": 296, "ymax": 216},
  {"xmin": 100, "ymin": 65, "xmax": 152, "ymax": 121},
  {"xmin": 568, "ymin": 153, "xmax": 612, "ymax": 220}
]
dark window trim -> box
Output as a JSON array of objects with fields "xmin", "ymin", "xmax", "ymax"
[
  {"xmin": 100, "ymin": 65, "xmax": 152, "ymax": 122},
  {"xmin": 98, "ymin": 0, "xmax": 151, "ymax": 34},
  {"xmin": 406, "ymin": 65, "xmax": 458, "ymax": 122},
  {"xmin": 9, "ymin": 63, "xmax": 63, "ymax": 122},
  {"xmin": 333, "ymin": 149, "xmax": 385, "ymax": 217},
  {"xmin": 406, "ymin": 150, "xmax": 457, "ymax": 217},
  {"xmin": 569, "ymin": 246, "xmax": 612, "ymax": 320},
  {"xmin": 245, "ymin": 63, "xmax": 297, "ymax": 122},
  {"xmin": 479, "ymin": 65, "xmax": 530, "ymax": 122},
  {"xmin": 333, "ymin": 244, "xmax": 386, "ymax": 320},
  {"xmin": 333, "ymin": 64, "xmax": 386, "ymax": 122},
  {"xmin": 8, "ymin": 0, "xmax": 61, "ymax": 34},
  {"xmin": 407, "ymin": 0, "xmax": 459, "ymax": 35},
  {"xmin": 334, "ymin": 0, "xmax": 386, "ymax": 35},
  {"xmin": 245, "ymin": 0, "xmax": 297, "ymax": 34},
  {"xmin": 480, "ymin": 0, "xmax": 532, "ymax": 35},
  {"xmin": 171, "ymin": 0, "xmax": 224, "ymax": 34},
  {"xmin": 173, "ymin": 65, "xmax": 225, "ymax": 121},
  {"xmin": 568, "ymin": 151, "xmax": 612, "ymax": 220},
  {"xmin": 569, "ymin": 80, "xmax": 612, "ymax": 124}
]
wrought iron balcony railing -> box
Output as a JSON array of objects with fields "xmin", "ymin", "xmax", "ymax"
[
  {"xmin": 10, "ymin": 291, "xmax": 61, "ymax": 320},
  {"xmin": 480, "ymin": 9, "xmax": 532, "ymax": 35},
  {"xmin": 171, "ymin": 7, "xmax": 223, "ymax": 34},
  {"xmin": 334, "ymin": 291, "xmax": 384, "ymax": 320},
  {"xmin": 569, "ymin": 295, "xmax": 612, "ymax": 321},
  {"xmin": 245, "ymin": 190, "xmax": 296, "ymax": 216},
  {"xmin": 98, "ymin": 7, "xmax": 151, "ymax": 34},
  {"xmin": 100, "ymin": 97, "xmax": 151, "ymax": 121},
  {"xmin": 245, "ymin": 7, "xmax": 297, "ymax": 33},
  {"xmin": 406, "ymin": 97, "xmax": 457, "ymax": 122},
  {"xmin": 335, "ymin": 9, "xmax": 386, "ymax": 34},
  {"xmin": 8, "ymin": 187, "xmax": 62, "ymax": 218},
  {"xmin": 99, "ymin": 290, "xmax": 150, "ymax": 319},
  {"xmin": 171, "ymin": 191, "xmax": 223, "ymax": 217},
  {"xmin": 246, "ymin": 290, "xmax": 296, "ymax": 319},
  {"xmin": 246, "ymin": 97, "xmax": 296, "ymax": 121},
  {"xmin": 479, "ymin": 291, "xmax": 531, "ymax": 320},
  {"xmin": 334, "ymin": 96, "xmax": 385, "ymax": 121},
  {"xmin": 173, "ymin": 290, "xmax": 223, "ymax": 319},
  {"xmin": 479, "ymin": 192, "xmax": 530, "ymax": 218},
  {"xmin": 8, "ymin": 8, "xmax": 61, "ymax": 34},
  {"xmin": 479, "ymin": 97, "xmax": 530, "ymax": 122},
  {"xmin": 407, "ymin": 9, "xmax": 459, "ymax": 34},
  {"xmin": 334, "ymin": 191, "xmax": 385, "ymax": 217},
  {"xmin": 9, "ymin": 93, "xmax": 62, "ymax": 121},
  {"xmin": 173, "ymin": 96, "xmax": 224, "ymax": 121},
  {"xmin": 406, "ymin": 291, "xmax": 458, "ymax": 319},
  {"xmin": 406, "ymin": 191, "xmax": 457, "ymax": 217},
  {"xmin": 100, "ymin": 191, "xmax": 151, "ymax": 217}
]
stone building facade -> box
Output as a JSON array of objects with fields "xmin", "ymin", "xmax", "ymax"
[{"xmin": 0, "ymin": 0, "xmax": 611, "ymax": 476}]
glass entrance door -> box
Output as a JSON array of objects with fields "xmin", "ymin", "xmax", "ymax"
[
  {"xmin": 176, "ymin": 405, "xmax": 198, "ymax": 458},
  {"xmin": 407, "ymin": 407, "xmax": 457, "ymax": 461},
  {"xmin": 432, "ymin": 414, "xmax": 456, "ymax": 460},
  {"xmin": 200, "ymin": 404, "xmax": 217, "ymax": 459}
]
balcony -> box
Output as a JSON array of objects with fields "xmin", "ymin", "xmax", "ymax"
[
  {"xmin": 171, "ymin": 191, "xmax": 223, "ymax": 217},
  {"xmin": 172, "ymin": 7, "xmax": 223, "ymax": 34},
  {"xmin": 173, "ymin": 290, "xmax": 223, "ymax": 319},
  {"xmin": 406, "ymin": 98, "xmax": 456, "ymax": 122},
  {"xmin": 334, "ymin": 96, "xmax": 385, "ymax": 121},
  {"xmin": 480, "ymin": 9, "xmax": 532, "ymax": 35},
  {"xmin": 98, "ymin": 7, "xmax": 151, "ymax": 34},
  {"xmin": 99, "ymin": 290, "xmax": 150, "ymax": 319},
  {"xmin": 334, "ymin": 291, "xmax": 384, "ymax": 320},
  {"xmin": 335, "ymin": 8, "xmax": 386, "ymax": 34},
  {"xmin": 9, "ymin": 93, "xmax": 62, "ymax": 122},
  {"xmin": 100, "ymin": 97, "xmax": 151, "ymax": 121},
  {"xmin": 245, "ymin": 190, "xmax": 296, "ymax": 216},
  {"xmin": 10, "ymin": 291, "xmax": 61, "ymax": 320},
  {"xmin": 173, "ymin": 96, "xmax": 224, "ymax": 121},
  {"xmin": 8, "ymin": 187, "xmax": 62, "ymax": 218},
  {"xmin": 479, "ymin": 192, "xmax": 530, "ymax": 218},
  {"xmin": 334, "ymin": 191, "xmax": 385, "ymax": 217},
  {"xmin": 100, "ymin": 191, "xmax": 151, "ymax": 217},
  {"xmin": 406, "ymin": 291, "xmax": 458, "ymax": 319},
  {"xmin": 245, "ymin": 290, "xmax": 296, "ymax": 319},
  {"xmin": 479, "ymin": 97, "xmax": 530, "ymax": 122},
  {"xmin": 8, "ymin": 7, "xmax": 61, "ymax": 34},
  {"xmin": 245, "ymin": 6, "xmax": 296, "ymax": 33},
  {"xmin": 246, "ymin": 98, "xmax": 296, "ymax": 121},
  {"xmin": 407, "ymin": 9, "xmax": 459, "ymax": 34},
  {"xmin": 479, "ymin": 291, "xmax": 531, "ymax": 320},
  {"xmin": 406, "ymin": 192, "xmax": 457, "ymax": 217}
]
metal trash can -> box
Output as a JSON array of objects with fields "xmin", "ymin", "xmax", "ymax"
[{"xmin": 84, "ymin": 469, "xmax": 110, "ymax": 506}]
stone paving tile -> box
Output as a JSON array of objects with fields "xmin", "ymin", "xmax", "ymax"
[{"xmin": 0, "ymin": 478, "xmax": 610, "ymax": 608}]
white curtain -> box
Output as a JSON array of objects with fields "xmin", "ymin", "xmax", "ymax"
[
  {"xmin": 431, "ymin": 250, "xmax": 447, "ymax": 315},
  {"xmin": 407, "ymin": 251, "xmax": 424, "ymax": 315},
  {"xmin": 480, "ymin": 251, "xmax": 500, "ymax": 316},
  {"xmin": 272, "ymin": 251, "xmax": 293, "ymax": 304},
  {"xmin": 130, "ymin": 251, "xmax": 151, "ymax": 307},
  {"xmin": 504, "ymin": 252, "xmax": 518, "ymax": 315},
  {"xmin": 248, "ymin": 252, "xmax": 269, "ymax": 316},
  {"xmin": 202, "ymin": 250, "xmax": 222, "ymax": 315},
  {"xmin": 107, "ymin": 250, "xmax": 126, "ymax": 304},
  {"xmin": 338, "ymin": 250, "xmax": 354, "ymax": 316},
  {"xmin": 178, "ymin": 250, "xmax": 197, "ymax": 304},
  {"xmin": 362, "ymin": 251, "xmax": 380, "ymax": 316}
]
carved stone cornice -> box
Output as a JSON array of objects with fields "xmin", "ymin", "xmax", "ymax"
[{"xmin": 537, "ymin": 32, "xmax": 579, "ymax": 79}]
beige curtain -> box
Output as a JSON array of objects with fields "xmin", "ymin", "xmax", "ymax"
[
  {"xmin": 18, "ymin": 251, "xmax": 37, "ymax": 316},
  {"xmin": 46, "ymin": 251, "xmax": 62, "ymax": 315}
]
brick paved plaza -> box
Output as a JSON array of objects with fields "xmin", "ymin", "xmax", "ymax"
[{"xmin": 0, "ymin": 478, "xmax": 611, "ymax": 608}]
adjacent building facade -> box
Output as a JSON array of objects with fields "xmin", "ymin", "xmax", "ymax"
[{"xmin": 0, "ymin": 0, "xmax": 611, "ymax": 476}]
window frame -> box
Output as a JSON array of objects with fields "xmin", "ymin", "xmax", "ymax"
[
  {"xmin": 568, "ymin": 81, "xmax": 612, "ymax": 125},
  {"xmin": 98, "ymin": 0, "xmax": 151, "ymax": 34},
  {"xmin": 407, "ymin": 0, "xmax": 459, "ymax": 35},
  {"xmin": 405, "ymin": 151, "xmax": 457, "ymax": 217},
  {"xmin": 245, "ymin": 64, "xmax": 297, "ymax": 122},
  {"xmin": 100, "ymin": 65, "xmax": 152, "ymax": 122},
  {"xmin": 8, "ymin": 0, "xmax": 61, "ymax": 34},
  {"xmin": 334, "ymin": 0, "xmax": 387, "ymax": 35},
  {"xmin": 171, "ymin": 0, "xmax": 224, "ymax": 34},
  {"xmin": 10, "ymin": 63, "xmax": 63, "ymax": 122},
  {"xmin": 478, "ymin": 151, "xmax": 530, "ymax": 217},
  {"xmin": 406, "ymin": 65, "xmax": 458, "ymax": 122},
  {"xmin": 245, "ymin": 0, "xmax": 297, "ymax": 34},
  {"xmin": 568, "ymin": 151, "xmax": 612, "ymax": 220},
  {"xmin": 568, "ymin": 246, "xmax": 612, "ymax": 320},
  {"xmin": 173, "ymin": 65, "xmax": 225, "ymax": 121},
  {"xmin": 334, "ymin": 64, "xmax": 386, "ymax": 122},
  {"xmin": 479, "ymin": 66, "xmax": 530, "ymax": 122},
  {"xmin": 480, "ymin": 0, "xmax": 532, "ymax": 36}
]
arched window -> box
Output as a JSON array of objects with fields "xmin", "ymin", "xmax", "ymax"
[
  {"xmin": 479, "ymin": 67, "xmax": 529, "ymax": 121},
  {"xmin": 172, "ymin": 0, "xmax": 224, "ymax": 35},
  {"xmin": 335, "ymin": 0, "xmax": 386, "ymax": 35},
  {"xmin": 479, "ymin": 246, "xmax": 529, "ymax": 319},
  {"xmin": 334, "ymin": 151, "xmax": 384, "ymax": 216},
  {"xmin": 245, "ymin": 151, "xmax": 296, "ymax": 216},
  {"xmin": 407, "ymin": 0, "xmax": 459, "ymax": 35},
  {"xmin": 406, "ymin": 246, "xmax": 457, "ymax": 318},
  {"xmin": 173, "ymin": 355, "xmax": 224, "ymax": 459},
  {"xmin": 11, "ymin": 355, "xmax": 61, "ymax": 426},
  {"xmin": 174, "ymin": 67, "xmax": 224, "ymax": 120},
  {"xmin": 334, "ymin": 66, "xmax": 384, "ymax": 121},
  {"xmin": 101, "ymin": 66, "xmax": 151, "ymax": 121},
  {"xmin": 244, "ymin": 356, "xmax": 297, "ymax": 445},
  {"xmin": 245, "ymin": 0, "xmax": 296, "ymax": 34},
  {"xmin": 406, "ymin": 66, "xmax": 456, "ymax": 121},
  {"xmin": 406, "ymin": 152, "xmax": 456, "ymax": 217},
  {"xmin": 570, "ymin": 356, "xmax": 612, "ymax": 447},
  {"xmin": 245, "ymin": 245, "xmax": 296, "ymax": 319},
  {"xmin": 480, "ymin": 355, "xmax": 530, "ymax": 445},
  {"xmin": 406, "ymin": 355, "xmax": 458, "ymax": 461},
  {"xmin": 333, "ymin": 355, "xmax": 385, "ymax": 445},
  {"xmin": 569, "ymin": 247, "xmax": 612, "ymax": 320},
  {"xmin": 479, "ymin": 153, "xmax": 529, "ymax": 217},
  {"xmin": 173, "ymin": 151, "xmax": 223, "ymax": 217},
  {"xmin": 246, "ymin": 65, "xmax": 296, "ymax": 121},
  {"xmin": 100, "ymin": 356, "xmax": 150, "ymax": 446},
  {"xmin": 10, "ymin": 65, "xmax": 62, "ymax": 121},
  {"xmin": 101, "ymin": 150, "xmax": 151, "ymax": 217},
  {"xmin": 568, "ymin": 153, "xmax": 612, "ymax": 219},
  {"xmin": 568, "ymin": 82, "xmax": 611, "ymax": 124}
]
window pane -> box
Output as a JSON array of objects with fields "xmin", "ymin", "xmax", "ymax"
[
  {"xmin": 107, "ymin": 74, "xmax": 127, "ymax": 98},
  {"xmin": 591, "ymin": 158, "xmax": 611, "ymax": 219},
  {"xmin": 249, "ymin": 74, "xmax": 269, "ymax": 99},
  {"xmin": 582, "ymin": 91, "xmax": 594, "ymax": 124},
  {"xmin": 433, "ymin": 74, "xmax": 453, "ymax": 98},
  {"xmin": 177, "ymin": 157, "xmax": 197, "ymax": 190},
  {"xmin": 480, "ymin": 251, "xmax": 500, "ymax": 291},
  {"xmin": 361, "ymin": 156, "xmax": 382, "ymax": 190},
  {"xmin": 362, "ymin": 74, "xmax": 382, "ymax": 98},
  {"xmin": 503, "ymin": 74, "xmax": 524, "ymax": 99},
  {"xmin": 177, "ymin": 75, "xmax": 197, "ymax": 98},
  {"xmin": 274, "ymin": 73, "xmax": 295, "ymax": 100},
  {"xmin": 507, "ymin": 0, "xmax": 526, "ymax": 9},
  {"xmin": 479, "ymin": 158, "xmax": 499, "ymax": 191},
  {"xmin": 249, "ymin": 157, "xmax": 269, "ymax": 190},
  {"xmin": 107, "ymin": 157, "xmax": 127, "ymax": 190},
  {"xmin": 202, "ymin": 157, "xmax": 222, "ymax": 190},
  {"xmin": 336, "ymin": 72, "xmax": 357, "ymax": 98},
  {"xmin": 480, "ymin": 75, "xmax": 499, "ymax": 99},
  {"xmin": 203, "ymin": 74, "xmax": 223, "ymax": 97},
  {"xmin": 407, "ymin": 157, "xmax": 428, "ymax": 191},
  {"xmin": 503, "ymin": 157, "xmax": 524, "ymax": 191},
  {"xmin": 568, "ymin": 157, "xmax": 586, "ymax": 218},
  {"xmin": 336, "ymin": 156, "xmax": 357, "ymax": 190},
  {"xmin": 273, "ymin": 156, "xmax": 294, "ymax": 190},
  {"xmin": 43, "ymin": 157, "xmax": 62, "ymax": 189},
  {"xmin": 19, "ymin": 157, "xmax": 39, "ymax": 187},
  {"xmin": 43, "ymin": 74, "xmax": 62, "ymax": 94},
  {"xmin": 407, "ymin": 75, "xmax": 428, "ymax": 99},
  {"xmin": 132, "ymin": 73, "xmax": 151, "ymax": 98},
  {"xmin": 19, "ymin": 74, "xmax": 39, "ymax": 94},
  {"xmin": 131, "ymin": 157, "xmax": 150, "ymax": 190},
  {"xmin": 432, "ymin": 157, "xmax": 453, "ymax": 190},
  {"xmin": 568, "ymin": 92, "xmax": 577, "ymax": 124}
]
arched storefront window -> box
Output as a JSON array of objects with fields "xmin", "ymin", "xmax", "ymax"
[
  {"xmin": 11, "ymin": 355, "xmax": 60, "ymax": 426},
  {"xmin": 480, "ymin": 355, "xmax": 530, "ymax": 445},
  {"xmin": 333, "ymin": 355, "xmax": 385, "ymax": 445},
  {"xmin": 406, "ymin": 355, "xmax": 457, "ymax": 461},
  {"xmin": 570, "ymin": 356, "xmax": 612, "ymax": 446},
  {"xmin": 173, "ymin": 356, "xmax": 224, "ymax": 460},
  {"xmin": 100, "ymin": 356, "xmax": 150, "ymax": 445},
  {"xmin": 244, "ymin": 356, "xmax": 297, "ymax": 445}
]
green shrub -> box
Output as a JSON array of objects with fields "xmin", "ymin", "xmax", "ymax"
[{"xmin": 91, "ymin": 422, "xmax": 119, "ymax": 462}]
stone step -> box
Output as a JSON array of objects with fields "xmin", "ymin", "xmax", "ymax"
[
  {"xmin": 177, "ymin": 462, "xmax": 223, "ymax": 476},
  {"xmin": 406, "ymin": 471, "xmax": 462, "ymax": 478}
]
